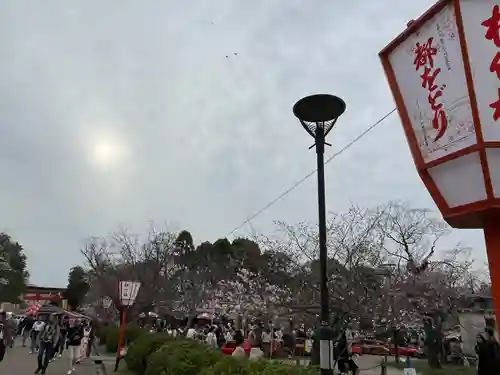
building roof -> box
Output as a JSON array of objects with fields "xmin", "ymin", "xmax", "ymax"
[{"xmin": 26, "ymin": 284, "xmax": 66, "ymax": 292}]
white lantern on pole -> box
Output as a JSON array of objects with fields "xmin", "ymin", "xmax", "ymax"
[
  {"xmin": 119, "ymin": 281, "xmax": 141, "ymax": 307},
  {"xmin": 102, "ymin": 296, "xmax": 112, "ymax": 309},
  {"xmin": 115, "ymin": 281, "xmax": 141, "ymax": 372}
]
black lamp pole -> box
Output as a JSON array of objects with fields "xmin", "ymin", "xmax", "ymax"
[
  {"xmin": 315, "ymin": 127, "xmax": 329, "ymax": 327},
  {"xmin": 293, "ymin": 94, "xmax": 345, "ymax": 375}
]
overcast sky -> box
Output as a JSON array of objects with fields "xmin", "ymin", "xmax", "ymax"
[{"xmin": 0, "ymin": 0, "xmax": 487, "ymax": 287}]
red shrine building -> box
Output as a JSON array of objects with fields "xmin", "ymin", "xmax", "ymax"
[{"xmin": 22, "ymin": 284, "xmax": 68, "ymax": 309}]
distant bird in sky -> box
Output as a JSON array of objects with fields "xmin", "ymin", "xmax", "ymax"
[{"xmin": 225, "ymin": 53, "xmax": 239, "ymax": 58}]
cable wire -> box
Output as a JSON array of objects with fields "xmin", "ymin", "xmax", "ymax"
[{"xmin": 225, "ymin": 108, "xmax": 397, "ymax": 237}]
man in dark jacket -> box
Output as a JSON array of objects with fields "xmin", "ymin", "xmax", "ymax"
[
  {"xmin": 67, "ymin": 320, "xmax": 84, "ymax": 374},
  {"xmin": 35, "ymin": 314, "xmax": 60, "ymax": 374},
  {"xmin": 476, "ymin": 329, "xmax": 500, "ymax": 375}
]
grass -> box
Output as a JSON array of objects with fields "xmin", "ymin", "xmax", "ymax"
[{"xmin": 387, "ymin": 360, "xmax": 475, "ymax": 375}]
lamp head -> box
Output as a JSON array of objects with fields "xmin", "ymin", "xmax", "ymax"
[{"xmin": 293, "ymin": 94, "xmax": 346, "ymax": 139}]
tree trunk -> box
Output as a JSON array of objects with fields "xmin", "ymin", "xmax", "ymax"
[{"xmin": 393, "ymin": 329, "xmax": 400, "ymax": 364}]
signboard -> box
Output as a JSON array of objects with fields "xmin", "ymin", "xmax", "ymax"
[
  {"xmin": 404, "ymin": 369, "xmax": 417, "ymax": 375},
  {"xmin": 387, "ymin": 1, "xmax": 476, "ymax": 163}
]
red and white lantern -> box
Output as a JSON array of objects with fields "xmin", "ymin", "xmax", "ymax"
[
  {"xmin": 118, "ymin": 281, "xmax": 141, "ymax": 307},
  {"xmin": 380, "ymin": 0, "xmax": 500, "ymax": 228},
  {"xmin": 380, "ymin": 0, "xmax": 500, "ymax": 330}
]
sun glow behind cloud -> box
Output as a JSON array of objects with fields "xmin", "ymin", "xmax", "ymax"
[{"xmin": 87, "ymin": 129, "xmax": 129, "ymax": 169}]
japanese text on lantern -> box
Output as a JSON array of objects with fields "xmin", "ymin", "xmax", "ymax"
[
  {"xmin": 482, "ymin": 4, "xmax": 500, "ymax": 122},
  {"xmin": 413, "ymin": 37, "xmax": 447, "ymax": 142}
]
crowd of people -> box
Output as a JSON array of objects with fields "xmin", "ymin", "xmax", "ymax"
[
  {"xmin": 146, "ymin": 319, "xmax": 310, "ymax": 357},
  {"xmin": 3, "ymin": 307, "xmax": 500, "ymax": 375},
  {"xmin": 144, "ymin": 319, "xmax": 360, "ymax": 373},
  {"xmin": 0, "ymin": 310, "xmax": 95, "ymax": 374}
]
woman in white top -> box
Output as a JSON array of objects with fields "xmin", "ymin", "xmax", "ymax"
[
  {"xmin": 232, "ymin": 335, "xmax": 246, "ymax": 359},
  {"xmin": 262, "ymin": 329, "xmax": 272, "ymax": 358},
  {"xmin": 186, "ymin": 327, "xmax": 196, "ymax": 339},
  {"xmin": 31, "ymin": 318, "xmax": 45, "ymax": 354},
  {"xmin": 79, "ymin": 321, "xmax": 91, "ymax": 360},
  {"xmin": 205, "ymin": 327, "xmax": 218, "ymax": 348}
]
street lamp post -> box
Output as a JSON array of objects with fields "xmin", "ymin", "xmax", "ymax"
[
  {"xmin": 380, "ymin": 0, "xmax": 500, "ymax": 330},
  {"xmin": 114, "ymin": 281, "xmax": 141, "ymax": 372},
  {"xmin": 293, "ymin": 94, "xmax": 346, "ymax": 375}
]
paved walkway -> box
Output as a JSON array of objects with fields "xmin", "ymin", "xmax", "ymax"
[{"xmin": 0, "ymin": 340, "xmax": 114, "ymax": 375}]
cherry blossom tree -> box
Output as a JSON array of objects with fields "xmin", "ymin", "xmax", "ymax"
[
  {"xmin": 213, "ymin": 268, "xmax": 291, "ymax": 317},
  {"xmin": 82, "ymin": 225, "xmax": 179, "ymax": 313},
  {"xmin": 254, "ymin": 204, "xmax": 387, "ymax": 322}
]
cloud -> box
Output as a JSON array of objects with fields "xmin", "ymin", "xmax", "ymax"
[{"xmin": 0, "ymin": 0, "xmax": 486, "ymax": 286}]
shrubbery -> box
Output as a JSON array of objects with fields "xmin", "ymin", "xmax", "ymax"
[
  {"xmin": 125, "ymin": 333, "xmax": 172, "ymax": 375},
  {"xmin": 200, "ymin": 356, "xmax": 269, "ymax": 375},
  {"xmin": 105, "ymin": 326, "xmax": 120, "ymax": 353},
  {"xmin": 145, "ymin": 338, "xmax": 224, "ymax": 375},
  {"xmin": 103, "ymin": 323, "xmax": 146, "ymax": 353},
  {"xmin": 124, "ymin": 335, "xmax": 319, "ymax": 375}
]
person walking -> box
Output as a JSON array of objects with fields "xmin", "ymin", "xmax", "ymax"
[
  {"xmin": 56, "ymin": 316, "xmax": 69, "ymax": 358},
  {"xmin": 79, "ymin": 320, "xmax": 91, "ymax": 360},
  {"xmin": 5, "ymin": 313, "xmax": 16, "ymax": 348},
  {"xmin": 20, "ymin": 314, "xmax": 34, "ymax": 347},
  {"xmin": 336, "ymin": 331, "xmax": 359, "ymax": 375},
  {"xmin": 66, "ymin": 319, "xmax": 84, "ymax": 375},
  {"xmin": 31, "ymin": 316, "xmax": 45, "ymax": 354},
  {"xmin": 262, "ymin": 328, "xmax": 272, "ymax": 358},
  {"xmin": 0, "ymin": 311, "xmax": 7, "ymax": 363},
  {"xmin": 86, "ymin": 321, "xmax": 95, "ymax": 358},
  {"xmin": 1, "ymin": 312, "xmax": 13, "ymax": 351},
  {"xmin": 35, "ymin": 314, "xmax": 60, "ymax": 374}
]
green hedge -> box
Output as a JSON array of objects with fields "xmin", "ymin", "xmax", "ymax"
[
  {"xmin": 201, "ymin": 358, "xmax": 318, "ymax": 375},
  {"xmin": 145, "ymin": 338, "xmax": 224, "ymax": 375},
  {"xmin": 104, "ymin": 323, "xmax": 146, "ymax": 353},
  {"xmin": 200, "ymin": 356, "xmax": 268, "ymax": 375},
  {"xmin": 124, "ymin": 336, "xmax": 319, "ymax": 375},
  {"xmin": 125, "ymin": 333, "xmax": 172, "ymax": 375}
]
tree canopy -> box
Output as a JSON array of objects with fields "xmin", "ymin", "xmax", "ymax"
[
  {"xmin": 0, "ymin": 233, "xmax": 29, "ymax": 303},
  {"xmin": 64, "ymin": 265, "xmax": 90, "ymax": 310},
  {"xmin": 81, "ymin": 201, "xmax": 489, "ymax": 328}
]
